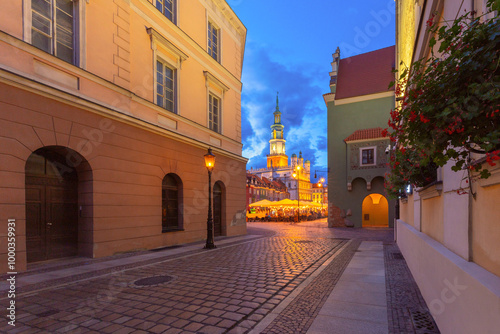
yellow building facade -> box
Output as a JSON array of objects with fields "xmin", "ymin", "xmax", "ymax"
[{"xmin": 0, "ymin": 0, "xmax": 247, "ymax": 273}]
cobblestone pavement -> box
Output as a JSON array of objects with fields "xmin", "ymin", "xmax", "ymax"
[
  {"xmin": 0, "ymin": 221, "xmax": 436, "ymax": 333},
  {"xmin": 384, "ymin": 243, "xmax": 440, "ymax": 334}
]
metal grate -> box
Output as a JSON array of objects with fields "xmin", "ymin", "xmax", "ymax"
[
  {"xmin": 133, "ymin": 275, "xmax": 174, "ymax": 287},
  {"xmin": 294, "ymin": 240, "xmax": 313, "ymax": 244},
  {"xmin": 409, "ymin": 309, "xmax": 440, "ymax": 333}
]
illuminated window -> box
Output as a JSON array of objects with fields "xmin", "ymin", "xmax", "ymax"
[
  {"xmin": 156, "ymin": 0, "xmax": 176, "ymax": 23},
  {"xmin": 156, "ymin": 60, "xmax": 177, "ymax": 113},
  {"xmin": 31, "ymin": 0, "xmax": 76, "ymax": 64}
]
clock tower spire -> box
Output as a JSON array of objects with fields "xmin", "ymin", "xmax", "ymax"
[{"xmin": 267, "ymin": 92, "xmax": 288, "ymax": 168}]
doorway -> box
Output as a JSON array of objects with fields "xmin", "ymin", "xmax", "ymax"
[
  {"xmin": 362, "ymin": 193, "xmax": 389, "ymax": 227},
  {"xmin": 213, "ymin": 181, "xmax": 224, "ymax": 236},
  {"xmin": 26, "ymin": 148, "xmax": 79, "ymax": 262}
]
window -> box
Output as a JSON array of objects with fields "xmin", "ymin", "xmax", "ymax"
[
  {"xmin": 209, "ymin": 93, "xmax": 220, "ymax": 133},
  {"xmin": 162, "ymin": 174, "xmax": 182, "ymax": 232},
  {"xmin": 156, "ymin": 0, "xmax": 176, "ymax": 23},
  {"xmin": 31, "ymin": 0, "xmax": 76, "ymax": 64},
  {"xmin": 156, "ymin": 60, "xmax": 176, "ymax": 113},
  {"xmin": 361, "ymin": 147, "xmax": 376, "ymax": 166},
  {"xmin": 208, "ymin": 21, "xmax": 219, "ymax": 62}
]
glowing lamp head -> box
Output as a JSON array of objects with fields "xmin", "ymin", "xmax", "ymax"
[
  {"xmin": 292, "ymin": 172, "xmax": 297, "ymax": 178},
  {"xmin": 318, "ymin": 183, "xmax": 322, "ymax": 187},
  {"xmin": 204, "ymin": 148, "xmax": 216, "ymax": 172}
]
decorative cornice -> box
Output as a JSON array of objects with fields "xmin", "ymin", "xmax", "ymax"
[
  {"xmin": 323, "ymin": 93, "xmax": 335, "ymax": 106},
  {"xmin": 204, "ymin": 71, "xmax": 230, "ymax": 92},
  {"xmin": 416, "ymin": 181, "xmax": 443, "ymax": 200},
  {"xmin": 147, "ymin": 27, "xmax": 189, "ymax": 62},
  {"xmin": 333, "ymin": 91, "xmax": 394, "ymax": 106}
]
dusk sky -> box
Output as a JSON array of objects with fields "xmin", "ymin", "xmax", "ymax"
[{"xmin": 230, "ymin": 0, "xmax": 396, "ymax": 182}]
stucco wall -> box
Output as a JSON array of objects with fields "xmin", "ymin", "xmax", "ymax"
[
  {"xmin": 472, "ymin": 182, "xmax": 500, "ymax": 277},
  {"xmin": 397, "ymin": 220, "xmax": 500, "ymax": 334},
  {"xmin": 0, "ymin": 83, "xmax": 247, "ymax": 273},
  {"xmin": 421, "ymin": 195, "xmax": 444, "ymax": 244}
]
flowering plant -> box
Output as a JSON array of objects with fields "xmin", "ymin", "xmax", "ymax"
[{"xmin": 385, "ymin": 2, "xmax": 500, "ymax": 198}]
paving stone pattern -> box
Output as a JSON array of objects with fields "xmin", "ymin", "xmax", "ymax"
[
  {"xmin": 384, "ymin": 243, "xmax": 440, "ymax": 334},
  {"xmin": 1, "ymin": 233, "xmax": 347, "ymax": 334},
  {"xmin": 260, "ymin": 240, "xmax": 361, "ymax": 334}
]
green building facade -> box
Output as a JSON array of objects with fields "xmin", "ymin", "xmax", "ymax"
[{"xmin": 325, "ymin": 46, "xmax": 396, "ymax": 228}]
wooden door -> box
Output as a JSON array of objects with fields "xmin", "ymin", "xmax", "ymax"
[
  {"xmin": 213, "ymin": 182, "xmax": 222, "ymax": 237},
  {"xmin": 26, "ymin": 150, "xmax": 78, "ymax": 263}
]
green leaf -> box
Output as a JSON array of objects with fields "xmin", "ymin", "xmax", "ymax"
[{"xmin": 429, "ymin": 37, "xmax": 436, "ymax": 49}]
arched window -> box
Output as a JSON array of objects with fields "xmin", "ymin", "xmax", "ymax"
[{"xmin": 162, "ymin": 173, "xmax": 182, "ymax": 232}]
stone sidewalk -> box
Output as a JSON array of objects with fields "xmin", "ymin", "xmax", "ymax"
[{"xmin": 0, "ymin": 220, "xmax": 438, "ymax": 333}]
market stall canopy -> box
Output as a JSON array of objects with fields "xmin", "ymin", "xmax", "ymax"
[
  {"xmin": 249, "ymin": 199, "xmax": 273, "ymax": 207},
  {"xmin": 268, "ymin": 198, "xmax": 298, "ymax": 206}
]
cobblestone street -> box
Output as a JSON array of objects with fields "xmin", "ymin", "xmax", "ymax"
[{"xmin": 0, "ymin": 221, "xmax": 436, "ymax": 333}]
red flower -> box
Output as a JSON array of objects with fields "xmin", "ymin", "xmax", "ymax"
[{"xmin": 420, "ymin": 114, "xmax": 430, "ymax": 123}]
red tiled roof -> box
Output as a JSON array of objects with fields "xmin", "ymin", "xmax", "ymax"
[
  {"xmin": 344, "ymin": 127, "xmax": 387, "ymax": 142},
  {"xmin": 335, "ymin": 46, "xmax": 395, "ymax": 100}
]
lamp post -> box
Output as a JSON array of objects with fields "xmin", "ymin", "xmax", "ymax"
[{"xmin": 204, "ymin": 148, "xmax": 216, "ymax": 249}]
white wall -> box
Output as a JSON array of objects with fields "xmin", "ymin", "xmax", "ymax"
[{"xmin": 397, "ymin": 220, "xmax": 500, "ymax": 334}]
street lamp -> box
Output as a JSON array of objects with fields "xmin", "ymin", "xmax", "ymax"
[{"xmin": 204, "ymin": 148, "xmax": 216, "ymax": 249}]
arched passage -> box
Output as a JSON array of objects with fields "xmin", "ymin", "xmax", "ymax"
[
  {"xmin": 25, "ymin": 146, "xmax": 92, "ymax": 262},
  {"xmin": 213, "ymin": 181, "xmax": 225, "ymax": 237},
  {"xmin": 362, "ymin": 193, "xmax": 389, "ymax": 227}
]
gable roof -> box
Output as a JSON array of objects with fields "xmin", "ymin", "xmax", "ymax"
[
  {"xmin": 335, "ymin": 46, "xmax": 395, "ymax": 100},
  {"xmin": 344, "ymin": 127, "xmax": 387, "ymax": 142}
]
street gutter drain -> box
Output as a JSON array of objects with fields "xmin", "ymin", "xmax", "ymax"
[
  {"xmin": 409, "ymin": 309, "xmax": 439, "ymax": 333},
  {"xmin": 133, "ymin": 275, "xmax": 174, "ymax": 287},
  {"xmin": 295, "ymin": 240, "xmax": 313, "ymax": 244}
]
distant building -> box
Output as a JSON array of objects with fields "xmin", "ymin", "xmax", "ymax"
[
  {"xmin": 246, "ymin": 173, "xmax": 288, "ymax": 209},
  {"xmin": 324, "ymin": 46, "xmax": 395, "ymax": 227},
  {"xmin": 0, "ymin": 0, "xmax": 247, "ymax": 273},
  {"xmin": 250, "ymin": 95, "xmax": 313, "ymax": 202},
  {"xmin": 312, "ymin": 182, "xmax": 328, "ymax": 205}
]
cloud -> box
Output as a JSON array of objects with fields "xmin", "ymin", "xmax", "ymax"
[{"xmin": 241, "ymin": 43, "xmax": 328, "ymax": 171}]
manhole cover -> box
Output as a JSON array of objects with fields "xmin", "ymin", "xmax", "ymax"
[
  {"xmin": 133, "ymin": 275, "xmax": 174, "ymax": 287},
  {"xmin": 409, "ymin": 309, "xmax": 439, "ymax": 333},
  {"xmin": 295, "ymin": 240, "xmax": 313, "ymax": 244}
]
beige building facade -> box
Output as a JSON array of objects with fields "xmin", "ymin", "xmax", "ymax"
[
  {"xmin": 0, "ymin": 0, "xmax": 247, "ymax": 273},
  {"xmin": 396, "ymin": 1, "xmax": 500, "ymax": 333}
]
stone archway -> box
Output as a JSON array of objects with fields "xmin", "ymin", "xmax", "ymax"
[{"xmin": 362, "ymin": 193, "xmax": 389, "ymax": 227}]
